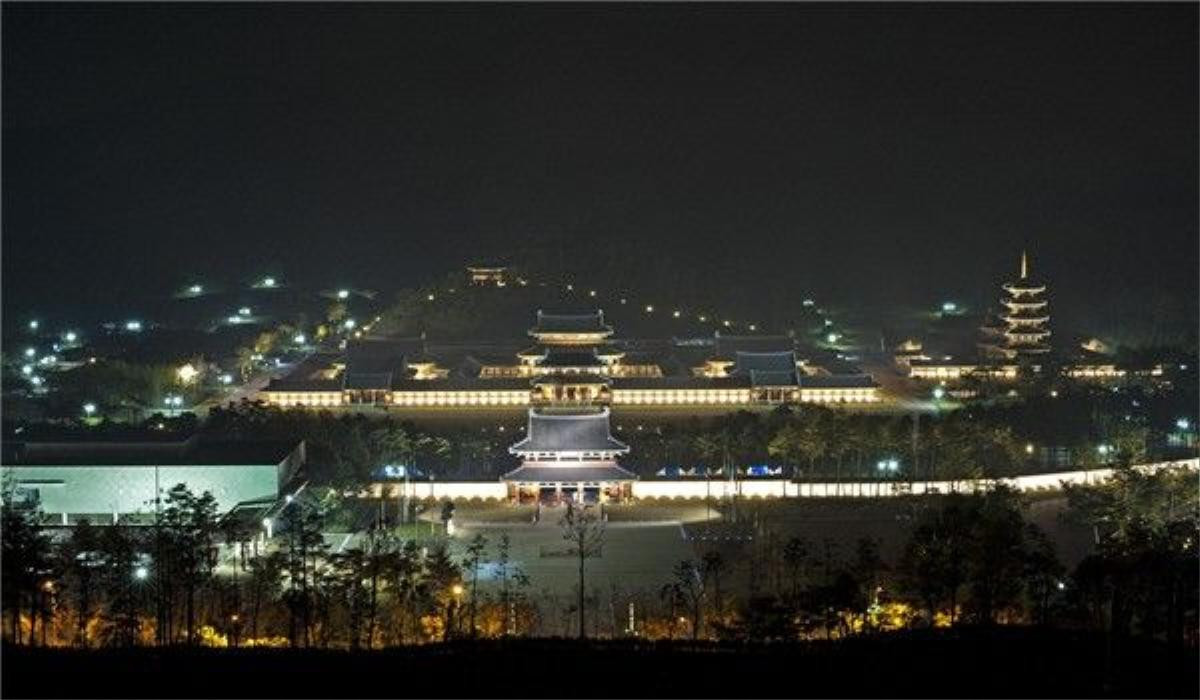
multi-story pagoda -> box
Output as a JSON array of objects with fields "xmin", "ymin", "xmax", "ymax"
[{"xmin": 980, "ymin": 252, "xmax": 1051, "ymax": 359}]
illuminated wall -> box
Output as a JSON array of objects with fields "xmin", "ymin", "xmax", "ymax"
[
  {"xmin": 261, "ymin": 391, "xmax": 344, "ymax": 407},
  {"xmin": 391, "ymin": 390, "xmax": 530, "ymax": 407},
  {"xmin": 264, "ymin": 385, "xmax": 877, "ymax": 408}
]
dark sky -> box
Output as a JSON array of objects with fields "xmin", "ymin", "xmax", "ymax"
[{"xmin": 3, "ymin": 3, "xmax": 1197, "ymax": 336}]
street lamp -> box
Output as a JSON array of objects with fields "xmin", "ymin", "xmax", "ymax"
[
  {"xmin": 64, "ymin": 331, "xmax": 77, "ymax": 343},
  {"xmin": 826, "ymin": 333, "xmax": 839, "ymax": 344},
  {"xmin": 28, "ymin": 320, "xmax": 39, "ymax": 331},
  {"xmin": 932, "ymin": 386, "xmax": 945, "ymax": 400},
  {"xmin": 24, "ymin": 347, "xmax": 36, "ymax": 358},
  {"xmin": 83, "ymin": 403, "xmax": 96, "ymax": 416}
]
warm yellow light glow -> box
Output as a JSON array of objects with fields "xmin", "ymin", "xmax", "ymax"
[
  {"xmin": 452, "ymin": 584, "xmax": 464, "ymax": 596},
  {"xmin": 177, "ymin": 363, "xmax": 199, "ymax": 384}
]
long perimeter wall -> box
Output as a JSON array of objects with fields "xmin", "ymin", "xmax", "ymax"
[{"xmin": 370, "ymin": 458, "xmax": 1198, "ymax": 502}]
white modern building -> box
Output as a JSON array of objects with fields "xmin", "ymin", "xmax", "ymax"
[{"xmin": 1, "ymin": 435, "xmax": 304, "ymax": 525}]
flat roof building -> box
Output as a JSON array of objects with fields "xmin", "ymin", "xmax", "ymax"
[{"xmin": 1, "ymin": 435, "xmax": 304, "ymax": 525}]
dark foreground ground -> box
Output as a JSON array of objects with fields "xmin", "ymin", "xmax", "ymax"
[{"xmin": 3, "ymin": 628, "xmax": 1196, "ymax": 699}]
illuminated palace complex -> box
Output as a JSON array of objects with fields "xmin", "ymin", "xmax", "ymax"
[
  {"xmin": 262, "ymin": 310, "xmax": 879, "ymax": 409},
  {"xmin": 900, "ymin": 253, "xmax": 1132, "ymax": 383}
]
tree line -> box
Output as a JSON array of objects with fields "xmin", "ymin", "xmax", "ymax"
[{"xmin": 3, "ymin": 464, "xmax": 1193, "ymax": 650}]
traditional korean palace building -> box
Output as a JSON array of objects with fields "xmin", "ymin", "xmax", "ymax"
[
  {"xmin": 262, "ymin": 309, "xmax": 880, "ymax": 409},
  {"xmin": 502, "ymin": 408, "xmax": 636, "ymax": 503}
]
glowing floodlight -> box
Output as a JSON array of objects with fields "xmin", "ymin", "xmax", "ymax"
[{"xmin": 337, "ymin": 289, "xmax": 349, "ymax": 299}]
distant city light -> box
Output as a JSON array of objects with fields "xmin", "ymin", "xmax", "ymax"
[
  {"xmin": 802, "ymin": 299, "xmax": 815, "ymax": 307},
  {"xmin": 748, "ymin": 324, "xmax": 757, "ymax": 331},
  {"xmin": 24, "ymin": 347, "xmax": 36, "ymax": 358},
  {"xmin": 64, "ymin": 331, "xmax": 77, "ymax": 343},
  {"xmin": 30, "ymin": 376, "xmax": 43, "ymax": 386},
  {"xmin": 176, "ymin": 364, "xmax": 199, "ymax": 384},
  {"xmin": 620, "ymin": 298, "xmax": 627, "ymax": 305},
  {"xmin": 21, "ymin": 365, "xmax": 33, "ymax": 375},
  {"xmin": 645, "ymin": 305, "xmax": 654, "ymax": 313},
  {"xmin": 698, "ymin": 315, "xmax": 707, "ymax": 322},
  {"xmin": 294, "ymin": 334, "xmax": 306, "ymax": 344},
  {"xmin": 125, "ymin": 320, "xmax": 143, "ymax": 332},
  {"xmin": 942, "ymin": 302, "xmax": 957, "ymax": 313},
  {"xmin": 220, "ymin": 374, "xmax": 234, "ymax": 385},
  {"xmin": 1025, "ymin": 443, "xmax": 1035, "ymax": 455},
  {"xmin": 722, "ymin": 320, "xmax": 731, "ymax": 327},
  {"xmin": 1049, "ymin": 389, "xmax": 1059, "ymax": 398},
  {"xmin": 673, "ymin": 310, "xmax": 681, "ymax": 318},
  {"xmin": 28, "ymin": 320, "xmax": 38, "ymax": 331},
  {"xmin": 1056, "ymin": 581, "xmax": 1066, "ymax": 591},
  {"xmin": 932, "ymin": 387, "xmax": 945, "ymax": 400},
  {"xmin": 262, "ymin": 277, "xmax": 276, "ymax": 288},
  {"xmin": 824, "ymin": 319, "xmax": 833, "ymax": 327},
  {"xmin": 83, "ymin": 403, "xmax": 96, "ymax": 415},
  {"xmin": 589, "ymin": 290, "xmax": 597, "ymax": 297},
  {"xmin": 1097, "ymin": 444, "xmax": 1111, "ymax": 456},
  {"xmin": 238, "ymin": 307, "xmax": 251, "ymax": 316},
  {"xmin": 134, "ymin": 566, "xmax": 149, "ymax": 581},
  {"xmin": 1177, "ymin": 418, "xmax": 1191, "ymax": 431},
  {"xmin": 827, "ymin": 333, "xmax": 839, "ymax": 344},
  {"xmin": 427, "ymin": 294, "xmax": 435, "ymax": 301},
  {"xmin": 188, "ymin": 284, "xmax": 203, "ymax": 294},
  {"xmin": 344, "ymin": 319, "xmax": 356, "ymax": 329},
  {"xmin": 337, "ymin": 289, "xmax": 349, "ymax": 299},
  {"xmin": 566, "ymin": 284, "xmax": 574, "ymax": 291},
  {"xmin": 227, "ymin": 315, "xmax": 241, "ymax": 324},
  {"xmin": 876, "ymin": 458, "xmax": 899, "ymax": 472}
]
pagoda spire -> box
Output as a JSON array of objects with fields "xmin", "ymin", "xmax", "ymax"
[{"xmin": 1020, "ymin": 250, "xmax": 1028, "ymax": 280}]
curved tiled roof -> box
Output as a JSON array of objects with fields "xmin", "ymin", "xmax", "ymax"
[
  {"xmin": 502, "ymin": 461, "xmax": 636, "ymax": 483},
  {"xmin": 509, "ymin": 409, "xmax": 629, "ymax": 455},
  {"xmin": 530, "ymin": 310, "xmax": 613, "ymax": 335}
]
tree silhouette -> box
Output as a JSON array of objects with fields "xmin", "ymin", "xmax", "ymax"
[{"xmin": 560, "ymin": 504, "xmax": 605, "ymax": 639}]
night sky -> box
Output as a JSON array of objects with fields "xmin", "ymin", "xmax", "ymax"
[{"xmin": 3, "ymin": 4, "xmax": 1197, "ymax": 337}]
